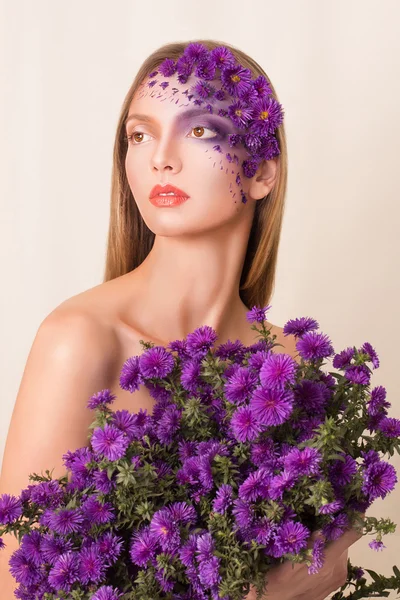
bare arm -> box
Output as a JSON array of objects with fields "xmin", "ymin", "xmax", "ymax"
[{"xmin": 0, "ymin": 309, "xmax": 117, "ymax": 598}]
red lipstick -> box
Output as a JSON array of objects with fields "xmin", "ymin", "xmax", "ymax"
[{"xmin": 149, "ymin": 183, "xmax": 190, "ymax": 207}]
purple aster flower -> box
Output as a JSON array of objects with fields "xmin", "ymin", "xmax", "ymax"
[
  {"xmin": 97, "ymin": 531, "xmax": 123, "ymax": 566},
  {"xmin": 184, "ymin": 42, "xmax": 209, "ymax": 63},
  {"xmin": 296, "ymin": 331, "xmax": 334, "ymax": 361},
  {"xmin": 230, "ymin": 405, "xmax": 262, "ymax": 442},
  {"xmin": 224, "ymin": 366, "xmax": 258, "ymax": 404},
  {"xmin": 293, "ymin": 379, "xmax": 327, "ymax": 413},
  {"xmin": 91, "ymin": 586, "xmax": 123, "ymax": 600},
  {"xmin": 369, "ymin": 539, "xmax": 385, "ymax": 551},
  {"xmin": 308, "ymin": 537, "xmax": 326, "ymax": 574},
  {"xmin": 332, "ymin": 347, "xmax": 356, "ymax": 370},
  {"xmin": 277, "ymin": 521, "xmax": 310, "ymax": 554},
  {"xmin": 150, "ymin": 508, "xmax": 181, "ymax": 552},
  {"xmin": 111, "ymin": 409, "xmax": 141, "ymax": 442},
  {"xmin": 82, "ymin": 496, "xmax": 115, "ymax": 525},
  {"xmin": 268, "ymin": 469, "xmax": 297, "ymax": 500},
  {"xmin": 220, "ymin": 64, "xmax": 253, "ymax": 98},
  {"xmin": 180, "ymin": 358, "xmax": 203, "ymax": 392},
  {"xmin": 158, "ymin": 58, "xmax": 177, "ymax": 77},
  {"xmin": 179, "ymin": 533, "xmax": 199, "ymax": 567},
  {"xmin": 139, "ymin": 346, "xmax": 175, "ymax": 379},
  {"xmin": 227, "ymin": 99, "xmax": 253, "ymax": 128},
  {"xmin": 212, "ymin": 484, "xmax": 234, "ymax": 514},
  {"xmin": 344, "ymin": 364, "xmax": 371, "ymax": 386},
  {"xmin": 40, "ymin": 533, "xmax": 73, "ymax": 564},
  {"xmin": 214, "ymin": 338, "xmax": 247, "ymax": 362},
  {"xmin": 87, "ymin": 388, "xmax": 117, "ymax": 410},
  {"xmin": 194, "ymin": 58, "xmax": 217, "ymax": 81},
  {"xmin": 361, "ymin": 449, "xmax": 380, "ymax": 467},
  {"xmin": 243, "ymin": 158, "xmax": 261, "ymax": 178},
  {"xmin": 322, "ymin": 512, "xmax": 349, "ymax": 541},
  {"xmin": 282, "ymin": 317, "xmax": 319, "ymax": 337},
  {"xmin": 198, "ymin": 555, "xmax": 221, "ymax": 588},
  {"xmin": 232, "ymin": 498, "xmax": 254, "ymax": 529},
  {"xmin": 252, "ymin": 74, "xmax": 273, "ymax": 97},
  {"xmin": 362, "ymin": 460, "xmax": 397, "ymax": 500},
  {"xmin": 192, "ymin": 79, "xmax": 216, "ymax": 99},
  {"xmin": 156, "ymin": 404, "xmax": 182, "ymax": 444},
  {"xmin": 247, "ymin": 349, "xmax": 270, "ymax": 370},
  {"xmin": 251, "ymin": 516, "xmax": 273, "ymax": 544},
  {"xmin": 319, "ymin": 498, "xmax": 345, "ymax": 515},
  {"xmin": 20, "ymin": 530, "xmax": 43, "ymax": 567},
  {"xmin": 48, "ymin": 551, "xmax": 80, "ymax": 591},
  {"xmin": 352, "ymin": 567, "xmax": 365, "ymax": 580},
  {"xmin": 167, "ymin": 338, "xmax": 190, "ymax": 359},
  {"xmin": 249, "ymin": 96, "xmax": 284, "ymax": 136},
  {"xmin": 130, "ymin": 525, "xmax": 158, "ymax": 567},
  {"xmin": 250, "ymin": 438, "xmax": 277, "ymax": 468},
  {"xmin": 196, "ymin": 532, "xmax": 215, "ymax": 561},
  {"xmin": 29, "ymin": 479, "xmax": 64, "ymax": 509},
  {"xmin": 378, "ymin": 417, "xmax": 400, "ymax": 438},
  {"xmin": 155, "ymin": 565, "xmax": 175, "ymax": 592},
  {"xmin": 239, "ymin": 467, "xmax": 271, "ymax": 502},
  {"xmin": 91, "ymin": 423, "xmax": 130, "ymax": 461},
  {"xmin": 284, "ymin": 447, "xmax": 322, "ymax": 477},
  {"xmin": 246, "ymin": 305, "xmax": 271, "ymax": 324},
  {"xmin": 250, "ymin": 387, "xmax": 294, "ymax": 427},
  {"xmin": 210, "ymin": 46, "xmax": 236, "ymax": 69},
  {"xmin": 48, "ymin": 507, "xmax": 84, "ymax": 535},
  {"xmin": 8, "ymin": 547, "xmax": 43, "ymax": 586},
  {"xmin": 243, "ymin": 133, "xmax": 263, "ymax": 152},
  {"xmin": 167, "ymin": 502, "xmax": 197, "ymax": 525},
  {"xmin": 367, "ymin": 386, "xmax": 390, "ymax": 416},
  {"xmin": 360, "ymin": 341, "xmax": 380, "ymax": 369},
  {"xmin": 119, "ymin": 356, "xmax": 143, "ymax": 392},
  {"xmin": 259, "ymin": 353, "xmax": 297, "ymax": 390},
  {"xmin": 78, "ymin": 543, "xmax": 106, "ymax": 584},
  {"xmin": 329, "ymin": 454, "xmax": 358, "ymax": 486},
  {"xmin": 178, "ymin": 439, "xmax": 197, "ymax": 461},
  {"xmin": 0, "ymin": 493, "xmax": 23, "ymax": 524},
  {"xmin": 186, "ymin": 325, "xmax": 218, "ymax": 357}
]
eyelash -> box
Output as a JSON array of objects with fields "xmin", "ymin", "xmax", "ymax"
[{"xmin": 124, "ymin": 124, "xmax": 221, "ymax": 145}]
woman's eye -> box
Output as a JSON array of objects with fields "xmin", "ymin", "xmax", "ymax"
[
  {"xmin": 189, "ymin": 125, "xmax": 219, "ymax": 139},
  {"xmin": 127, "ymin": 131, "xmax": 151, "ymax": 145}
]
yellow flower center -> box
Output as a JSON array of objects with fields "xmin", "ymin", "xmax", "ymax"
[
  {"xmin": 260, "ymin": 110, "xmax": 269, "ymax": 120},
  {"xmin": 231, "ymin": 74, "xmax": 241, "ymax": 82},
  {"xmin": 235, "ymin": 109, "xmax": 242, "ymax": 117}
]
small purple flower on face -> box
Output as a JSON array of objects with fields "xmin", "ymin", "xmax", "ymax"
[
  {"xmin": 130, "ymin": 526, "xmax": 158, "ymax": 567},
  {"xmin": 246, "ymin": 305, "xmax": 271, "ymax": 324},
  {"xmin": 344, "ymin": 364, "xmax": 371, "ymax": 386},
  {"xmin": 192, "ymin": 79, "xmax": 216, "ymax": 99},
  {"xmin": 259, "ymin": 354, "xmax": 297, "ymax": 390},
  {"xmin": 212, "ymin": 484, "xmax": 233, "ymax": 514},
  {"xmin": 249, "ymin": 96, "xmax": 284, "ymax": 136},
  {"xmin": 87, "ymin": 388, "xmax": 117, "ymax": 410},
  {"xmin": 378, "ymin": 417, "xmax": 400, "ymax": 438},
  {"xmin": 362, "ymin": 460, "xmax": 397, "ymax": 500},
  {"xmin": 0, "ymin": 494, "xmax": 23, "ymax": 524},
  {"xmin": 224, "ymin": 366, "xmax": 258, "ymax": 404},
  {"xmin": 210, "ymin": 46, "xmax": 237, "ymax": 69},
  {"xmin": 360, "ymin": 342, "xmax": 380, "ymax": 369},
  {"xmin": 184, "ymin": 42, "xmax": 209, "ymax": 63},
  {"xmin": 227, "ymin": 99, "xmax": 253, "ymax": 128},
  {"xmin": 296, "ymin": 331, "xmax": 334, "ymax": 362},
  {"xmin": 119, "ymin": 356, "xmax": 143, "ymax": 393},
  {"xmin": 308, "ymin": 537, "xmax": 326, "ymax": 574},
  {"xmin": 91, "ymin": 424, "xmax": 130, "ymax": 462},
  {"xmin": 332, "ymin": 347, "xmax": 355, "ymax": 370},
  {"xmin": 369, "ymin": 539, "xmax": 385, "ymax": 551},
  {"xmin": 186, "ymin": 325, "xmax": 218, "ymax": 358},
  {"xmin": 367, "ymin": 386, "xmax": 390, "ymax": 416},
  {"xmin": 195, "ymin": 57, "xmax": 217, "ymax": 80},
  {"xmin": 250, "ymin": 387, "xmax": 294, "ymax": 427},
  {"xmin": 242, "ymin": 158, "xmax": 261, "ymax": 178},
  {"xmin": 329, "ymin": 455, "xmax": 358, "ymax": 486},
  {"xmin": 158, "ymin": 58, "xmax": 177, "ymax": 77},
  {"xmin": 230, "ymin": 405, "xmax": 262, "ymax": 442},
  {"xmin": 277, "ymin": 521, "xmax": 310, "ymax": 554},
  {"xmin": 253, "ymin": 75, "xmax": 273, "ymax": 97},
  {"xmin": 220, "ymin": 64, "xmax": 253, "ymax": 98},
  {"xmin": 139, "ymin": 346, "xmax": 175, "ymax": 379},
  {"xmin": 284, "ymin": 447, "xmax": 322, "ymax": 477}
]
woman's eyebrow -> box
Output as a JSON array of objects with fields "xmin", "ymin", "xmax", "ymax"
[{"xmin": 124, "ymin": 107, "xmax": 241, "ymax": 131}]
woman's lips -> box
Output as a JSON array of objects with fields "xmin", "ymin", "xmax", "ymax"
[{"xmin": 149, "ymin": 183, "xmax": 190, "ymax": 207}]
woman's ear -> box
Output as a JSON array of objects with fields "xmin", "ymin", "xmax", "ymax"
[{"xmin": 247, "ymin": 158, "xmax": 278, "ymax": 201}]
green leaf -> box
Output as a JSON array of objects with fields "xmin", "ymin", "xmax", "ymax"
[
  {"xmin": 393, "ymin": 565, "xmax": 400, "ymax": 579},
  {"xmin": 365, "ymin": 568, "xmax": 381, "ymax": 583}
]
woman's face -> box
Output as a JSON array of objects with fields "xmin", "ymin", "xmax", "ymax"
[{"xmin": 124, "ymin": 72, "xmax": 260, "ymax": 237}]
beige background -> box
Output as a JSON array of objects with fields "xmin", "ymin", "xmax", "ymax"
[{"xmin": 1, "ymin": 0, "xmax": 399, "ymax": 592}]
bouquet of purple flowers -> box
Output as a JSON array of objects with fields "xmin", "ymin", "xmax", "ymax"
[{"xmin": 1, "ymin": 305, "xmax": 400, "ymax": 600}]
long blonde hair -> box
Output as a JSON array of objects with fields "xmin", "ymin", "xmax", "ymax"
[{"xmin": 103, "ymin": 39, "xmax": 288, "ymax": 309}]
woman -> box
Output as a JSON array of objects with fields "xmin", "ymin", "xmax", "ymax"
[{"xmin": 0, "ymin": 39, "xmax": 361, "ymax": 598}]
